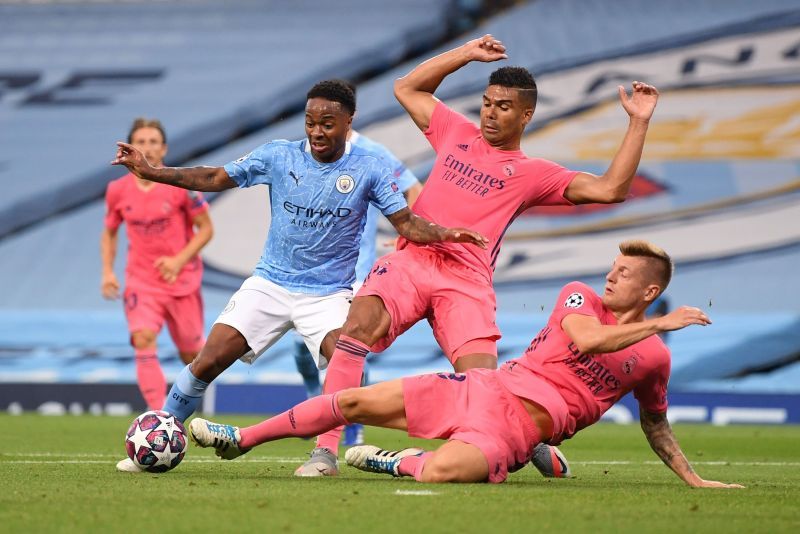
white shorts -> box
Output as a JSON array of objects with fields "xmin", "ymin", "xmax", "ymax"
[{"xmin": 214, "ymin": 276, "xmax": 351, "ymax": 369}]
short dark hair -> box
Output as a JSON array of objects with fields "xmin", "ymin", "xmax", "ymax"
[
  {"xmin": 619, "ymin": 240, "xmax": 674, "ymax": 295},
  {"xmin": 488, "ymin": 66, "xmax": 537, "ymax": 108},
  {"xmin": 306, "ymin": 80, "xmax": 356, "ymax": 116},
  {"xmin": 128, "ymin": 117, "xmax": 166, "ymax": 144}
]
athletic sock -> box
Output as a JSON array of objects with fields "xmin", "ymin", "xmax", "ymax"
[
  {"xmin": 398, "ymin": 452, "xmax": 432, "ymax": 480},
  {"xmin": 134, "ymin": 349, "xmax": 165, "ymax": 411},
  {"xmin": 239, "ymin": 392, "xmax": 349, "ymax": 449},
  {"xmin": 314, "ymin": 335, "xmax": 369, "ymax": 454},
  {"xmin": 161, "ymin": 364, "xmax": 208, "ymax": 422},
  {"xmin": 293, "ymin": 339, "xmax": 321, "ymax": 398}
]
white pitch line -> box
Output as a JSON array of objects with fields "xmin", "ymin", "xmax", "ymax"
[{"xmin": 395, "ymin": 490, "xmax": 439, "ymax": 496}]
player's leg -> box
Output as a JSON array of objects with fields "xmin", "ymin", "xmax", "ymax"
[
  {"xmin": 349, "ymin": 441, "xmax": 489, "ymax": 483},
  {"xmin": 309, "ymin": 250, "xmax": 433, "ymax": 462},
  {"xmin": 162, "ymin": 277, "xmax": 293, "ymax": 422},
  {"xmin": 293, "ymin": 335, "xmax": 321, "ymax": 398},
  {"xmin": 165, "ymin": 290, "xmax": 205, "ymax": 365},
  {"xmin": 124, "ymin": 288, "xmax": 168, "ymax": 411},
  {"xmin": 189, "ymin": 379, "xmax": 408, "ymax": 458}
]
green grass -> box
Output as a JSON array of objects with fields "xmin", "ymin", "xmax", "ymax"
[{"xmin": 1, "ymin": 415, "xmax": 799, "ymax": 533}]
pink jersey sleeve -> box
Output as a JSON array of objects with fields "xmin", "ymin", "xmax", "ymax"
[
  {"xmin": 103, "ymin": 181, "xmax": 122, "ymax": 231},
  {"xmin": 524, "ymin": 160, "xmax": 578, "ymax": 208},
  {"xmin": 424, "ymin": 101, "xmax": 477, "ymax": 152},
  {"xmin": 550, "ymin": 281, "xmax": 604, "ymax": 325},
  {"xmin": 633, "ymin": 350, "xmax": 671, "ymax": 413},
  {"xmin": 183, "ymin": 190, "xmax": 209, "ymax": 219}
]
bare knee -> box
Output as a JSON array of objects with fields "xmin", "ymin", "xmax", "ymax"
[
  {"xmin": 131, "ymin": 330, "xmax": 157, "ymax": 350},
  {"xmin": 341, "ymin": 296, "xmax": 390, "ymax": 345},
  {"xmin": 190, "ymin": 325, "xmax": 249, "ymax": 382},
  {"xmin": 336, "ymin": 388, "xmax": 366, "ymax": 422}
]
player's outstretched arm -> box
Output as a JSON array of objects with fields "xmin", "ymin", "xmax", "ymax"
[
  {"xmin": 562, "ymin": 306, "xmax": 711, "ymax": 354},
  {"xmin": 564, "ymin": 81, "xmax": 659, "ymax": 205},
  {"xmin": 386, "ymin": 207, "xmax": 488, "ymax": 249},
  {"xmin": 639, "ymin": 407, "xmax": 744, "ymax": 489},
  {"xmin": 394, "ymin": 34, "xmax": 507, "ymax": 131},
  {"xmin": 100, "ymin": 227, "xmax": 120, "ymax": 300},
  {"xmin": 112, "ymin": 142, "xmax": 236, "ymax": 192}
]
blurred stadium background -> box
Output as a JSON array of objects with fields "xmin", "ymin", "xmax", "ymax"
[{"xmin": 1, "ymin": 0, "xmax": 798, "ymax": 424}]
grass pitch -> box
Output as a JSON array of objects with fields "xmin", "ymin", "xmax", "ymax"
[{"xmin": 1, "ymin": 414, "xmax": 799, "ymax": 533}]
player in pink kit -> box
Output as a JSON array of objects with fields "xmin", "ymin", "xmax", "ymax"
[
  {"xmin": 101, "ymin": 118, "xmax": 213, "ymax": 411},
  {"xmin": 190, "ymin": 240, "xmax": 743, "ymax": 488},
  {"xmin": 295, "ymin": 33, "xmax": 661, "ymax": 475}
]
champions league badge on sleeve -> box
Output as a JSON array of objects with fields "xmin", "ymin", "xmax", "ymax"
[
  {"xmin": 564, "ymin": 292, "xmax": 584, "ymax": 309},
  {"xmin": 336, "ymin": 175, "xmax": 355, "ymax": 194}
]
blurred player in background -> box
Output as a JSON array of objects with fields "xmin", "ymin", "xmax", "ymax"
[
  {"xmin": 111, "ymin": 81, "xmax": 486, "ymax": 473},
  {"xmin": 292, "ymin": 80, "xmax": 422, "ymax": 447},
  {"xmin": 301, "ymin": 34, "xmax": 660, "ymax": 476},
  {"xmin": 191, "ymin": 240, "xmax": 743, "ymax": 489},
  {"xmin": 101, "ymin": 118, "xmax": 213, "ymax": 412}
]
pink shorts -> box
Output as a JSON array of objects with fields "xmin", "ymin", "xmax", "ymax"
[
  {"xmin": 123, "ymin": 287, "xmax": 205, "ymax": 353},
  {"xmin": 357, "ymin": 246, "xmax": 500, "ymax": 363},
  {"xmin": 402, "ymin": 368, "xmax": 541, "ymax": 483}
]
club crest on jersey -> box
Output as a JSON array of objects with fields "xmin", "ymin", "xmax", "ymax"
[
  {"xmin": 336, "ymin": 174, "xmax": 355, "ymax": 194},
  {"xmin": 161, "ymin": 201, "xmax": 172, "ymax": 214},
  {"xmin": 564, "ymin": 292, "xmax": 584, "ymax": 309},
  {"xmin": 622, "ymin": 355, "xmax": 638, "ymax": 375},
  {"xmin": 503, "ymin": 164, "xmax": 515, "ymax": 177}
]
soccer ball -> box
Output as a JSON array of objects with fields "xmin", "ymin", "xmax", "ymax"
[{"xmin": 125, "ymin": 410, "xmax": 187, "ymax": 472}]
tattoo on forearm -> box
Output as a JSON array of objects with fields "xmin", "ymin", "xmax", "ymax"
[
  {"xmin": 155, "ymin": 167, "xmax": 223, "ymax": 191},
  {"xmin": 390, "ymin": 210, "xmax": 445, "ymax": 243},
  {"xmin": 640, "ymin": 409, "xmax": 696, "ymax": 477}
]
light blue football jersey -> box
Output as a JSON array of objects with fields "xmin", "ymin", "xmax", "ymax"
[
  {"xmin": 351, "ymin": 131, "xmax": 420, "ymax": 282},
  {"xmin": 223, "ymin": 139, "xmax": 407, "ymax": 295}
]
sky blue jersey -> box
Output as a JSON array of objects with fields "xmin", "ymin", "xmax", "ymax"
[
  {"xmin": 223, "ymin": 139, "xmax": 407, "ymax": 295},
  {"xmin": 351, "ymin": 131, "xmax": 420, "ymax": 281}
]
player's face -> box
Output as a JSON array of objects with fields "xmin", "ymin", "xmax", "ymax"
[
  {"xmin": 304, "ymin": 98, "xmax": 352, "ymax": 163},
  {"xmin": 130, "ymin": 126, "xmax": 167, "ymax": 168},
  {"xmin": 602, "ymin": 255, "xmax": 658, "ymax": 311},
  {"xmin": 480, "ymin": 85, "xmax": 533, "ymax": 149}
]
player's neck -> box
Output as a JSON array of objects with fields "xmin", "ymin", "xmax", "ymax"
[
  {"xmin": 610, "ymin": 306, "xmax": 647, "ymax": 325},
  {"xmin": 486, "ymin": 137, "xmax": 522, "ymax": 152}
]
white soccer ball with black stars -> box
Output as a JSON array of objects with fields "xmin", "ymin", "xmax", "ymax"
[{"xmin": 125, "ymin": 410, "xmax": 187, "ymax": 472}]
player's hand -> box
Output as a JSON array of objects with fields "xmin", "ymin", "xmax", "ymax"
[
  {"xmin": 442, "ymin": 227, "xmax": 489, "ymax": 249},
  {"xmin": 462, "ymin": 34, "xmax": 508, "ymax": 63},
  {"xmin": 688, "ymin": 478, "xmax": 745, "ymax": 489},
  {"xmin": 111, "ymin": 141, "xmax": 153, "ymax": 178},
  {"xmin": 101, "ymin": 272, "xmax": 120, "ymax": 300},
  {"xmin": 618, "ymin": 81, "xmax": 659, "ymax": 123},
  {"xmin": 658, "ymin": 306, "xmax": 711, "ymax": 332},
  {"xmin": 154, "ymin": 256, "xmax": 183, "ymax": 284}
]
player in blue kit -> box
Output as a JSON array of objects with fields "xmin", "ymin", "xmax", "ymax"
[
  {"xmin": 292, "ymin": 81, "xmax": 423, "ymax": 448},
  {"xmin": 111, "ymin": 80, "xmax": 487, "ymax": 472}
]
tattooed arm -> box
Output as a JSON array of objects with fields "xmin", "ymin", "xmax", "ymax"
[
  {"xmin": 386, "ymin": 207, "xmax": 488, "ymax": 249},
  {"xmin": 112, "ymin": 141, "xmax": 236, "ymax": 192},
  {"xmin": 639, "ymin": 407, "xmax": 743, "ymax": 488}
]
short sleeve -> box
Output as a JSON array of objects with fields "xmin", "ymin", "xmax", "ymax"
[
  {"xmin": 423, "ymin": 101, "xmax": 476, "ymax": 152},
  {"xmin": 525, "ymin": 160, "xmax": 579, "ymax": 208},
  {"xmin": 634, "ymin": 354, "xmax": 671, "ymax": 413},
  {"xmin": 368, "ymin": 160, "xmax": 407, "ymax": 217},
  {"xmin": 550, "ymin": 281, "xmax": 604, "ymax": 326},
  {"xmin": 183, "ymin": 190, "xmax": 209, "ymax": 219},
  {"xmin": 223, "ymin": 141, "xmax": 281, "ymax": 188},
  {"xmin": 104, "ymin": 182, "xmax": 122, "ymax": 231}
]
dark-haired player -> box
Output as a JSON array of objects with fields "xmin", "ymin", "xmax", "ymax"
[
  {"xmin": 302, "ymin": 35, "xmax": 661, "ymax": 476},
  {"xmin": 102, "ymin": 117, "xmax": 213, "ymax": 413},
  {"xmin": 191, "ymin": 240, "xmax": 743, "ymax": 489},
  {"xmin": 111, "ymin": 80, "xmax": 487, "ymax": 472}
]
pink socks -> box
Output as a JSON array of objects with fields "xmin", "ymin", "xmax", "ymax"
[
  {"xmin": 134, "ymin": 349, "xmax": 165, "ymax": 410},
  {"xmin": 398, "ymin": 452, "xmax": 432, "ymax": 480},
  {"xmin": 239, "ymin": 393, "xmax": 350, "ymax": 449},
  {"xmin": 314, "ymin": 336, "xmax": 369, "ymax": 453}
]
